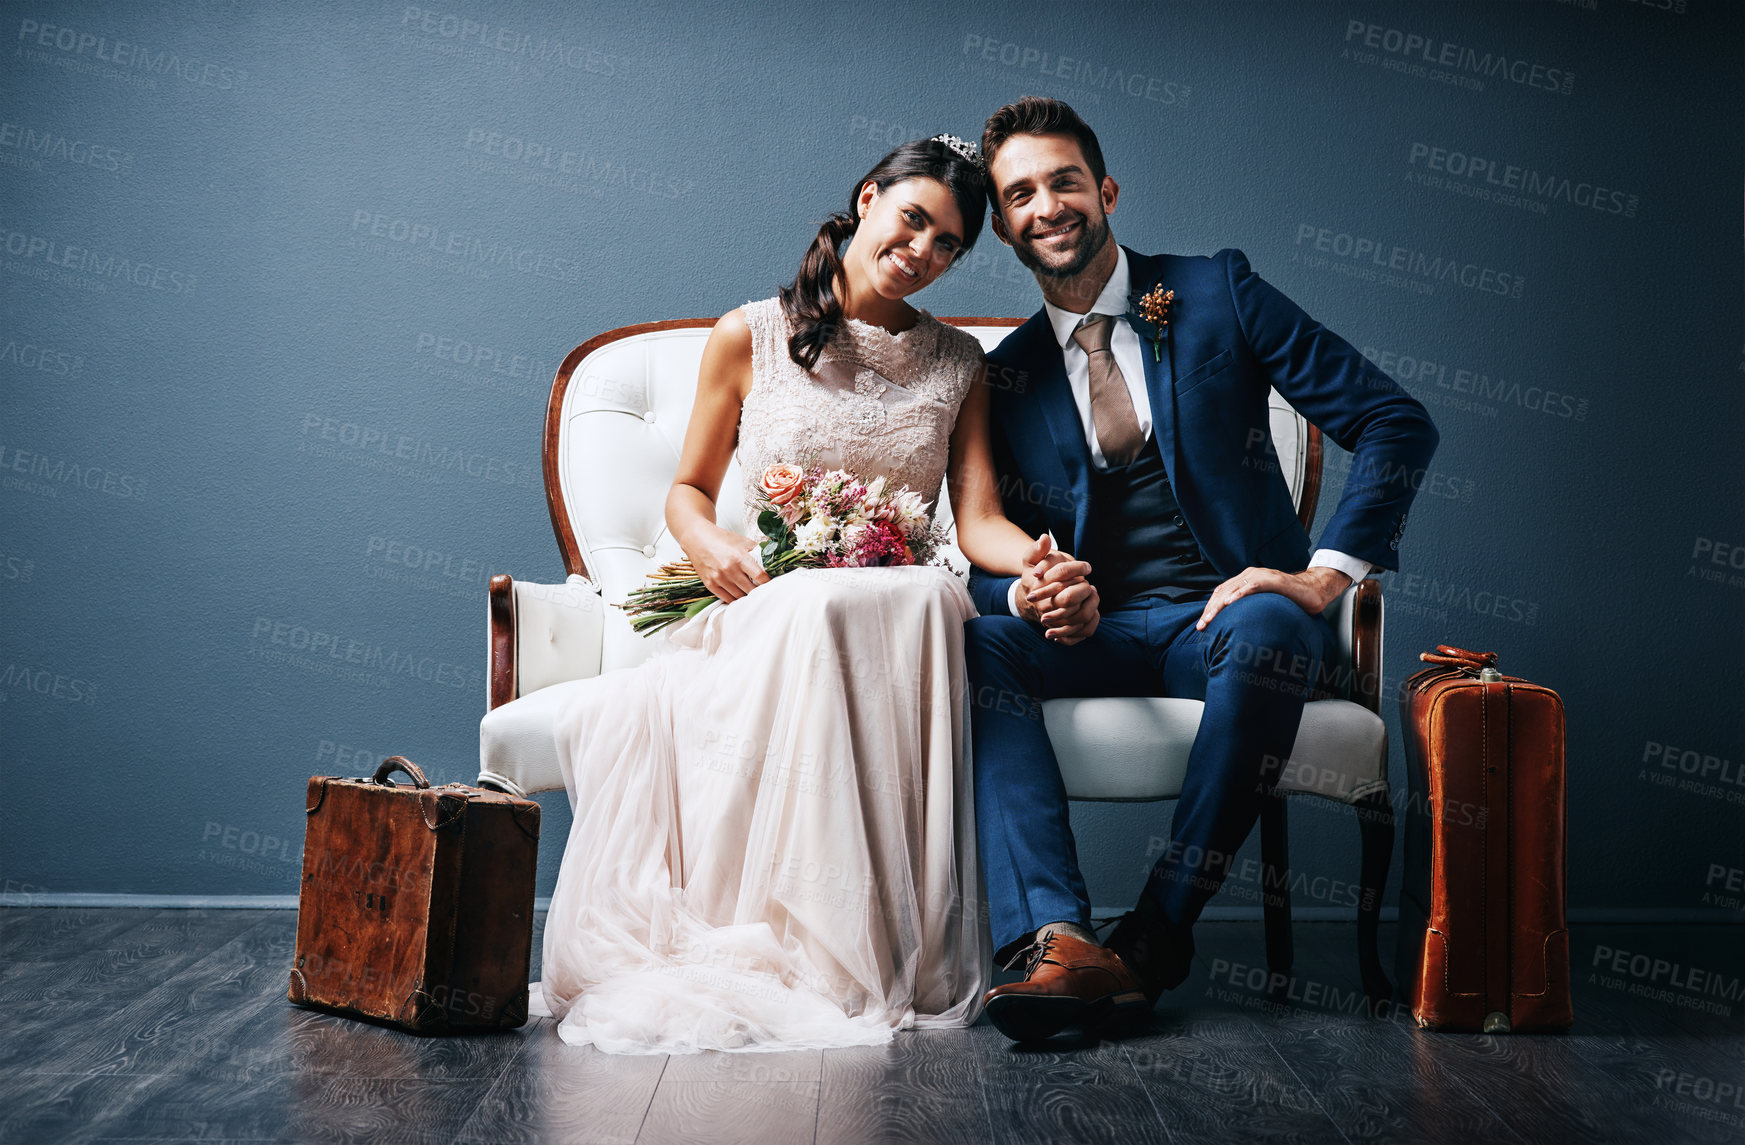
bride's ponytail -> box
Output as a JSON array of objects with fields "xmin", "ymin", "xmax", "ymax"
[
  {"xmin": 780, "ymin": 211, "xmax": 857, "ymax": 371},
  {"xmin": 778, "ymin": 137, "xmax": 987, "ymax": 371}
]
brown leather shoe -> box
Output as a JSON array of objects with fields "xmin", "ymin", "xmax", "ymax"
[{"xmin": 983, "ymin": 932, "xmax": 1149, "ymax": 1042}]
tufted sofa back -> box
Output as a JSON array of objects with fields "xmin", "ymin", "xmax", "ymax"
[{"xmin": 541, "ymin": 318, "xmax": 1317, "ymax": 674}]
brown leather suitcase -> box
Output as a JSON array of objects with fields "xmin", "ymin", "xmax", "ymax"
[
  {"xmin": 1396, "ymin": 644, "xmax": 1573, "ymax": 1032},
  {"xmin": 289, "ymin": 756, "xmax": 540, "ymax": 1034}
]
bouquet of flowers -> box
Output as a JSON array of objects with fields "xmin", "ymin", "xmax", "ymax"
[{"xmin": 618, "ymin": 463, "xmax": 951, "ymax": 636}]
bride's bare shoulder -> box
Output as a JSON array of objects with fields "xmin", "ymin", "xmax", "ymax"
[
  {"xmin": 711, "ymin": 304, "xmax": 752, "ymax": 337},
  {"xmin": 699, "ymin": 307, "xmax": 755, "ymax": 398},
  {"xmin": 703, "ymin": 307, "xmax": 753, "ymax": 357}
]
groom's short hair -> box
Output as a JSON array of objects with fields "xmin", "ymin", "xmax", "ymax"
[{"xmin": 980, "ymin": 97, "xmax": 1107, "ymax": 205}]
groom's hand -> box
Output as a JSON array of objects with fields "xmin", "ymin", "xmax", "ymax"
[
  {"xmin": 1195, "ymin": 566, "xmax": 1351, "ymax": 631},
  {"xmin": 1017, "ymin": 535, "xmax": 1100, "ymax": 644}
]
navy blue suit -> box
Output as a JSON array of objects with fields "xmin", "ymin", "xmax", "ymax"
[{"xmin": 967, "ymin": 246, "xmax": 1438, "ymax": 958}]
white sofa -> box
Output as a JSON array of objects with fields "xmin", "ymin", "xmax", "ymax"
[{"xmin": 479, "ymin": 317, "xmax": 1394, "ymax": 998}]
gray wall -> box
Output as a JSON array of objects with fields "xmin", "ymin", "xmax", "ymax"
[{"xmin": 3, "ymin": 0, "xmax": 1741, "ymax": 920}]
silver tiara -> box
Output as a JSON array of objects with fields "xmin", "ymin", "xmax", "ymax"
[{"xmin": 931, "ymin": 133, "xmax": 983, "ymax": 169}]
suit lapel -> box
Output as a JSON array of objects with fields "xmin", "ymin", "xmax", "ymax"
[
  {"xmin": 1015, "ymin": 314, "xmax": 1092, "ymax": 553},
  {"xmin": 1121, "ymin": 247, "xmax": 1180, "ymax": 488}
]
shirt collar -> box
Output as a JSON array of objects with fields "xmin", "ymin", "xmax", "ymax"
[{"xmin": 1044, "ymin": 244, "xmax": 1132, "ymax": 350}]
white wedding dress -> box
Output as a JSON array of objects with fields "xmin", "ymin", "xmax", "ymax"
[{"xmin": 531, "ymin": 297, "xmax": 991, "ymax": 1053}]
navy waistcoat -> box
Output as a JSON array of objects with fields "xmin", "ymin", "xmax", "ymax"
[{"xmin": 1082, "ymin": 434, "xmax": 1223, "ymax": 608}]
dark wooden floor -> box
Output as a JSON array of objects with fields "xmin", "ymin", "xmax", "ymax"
[{"xmin": 1, "ymin": 909, "xmax": 1739, "ymax": 1144}]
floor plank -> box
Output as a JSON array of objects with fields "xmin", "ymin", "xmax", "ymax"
[
  {"xmin": 0, "ymin": 908, "xmax": 261, "ymax": 1006},
  {"xmin": 0, "ymin": 1072, "xmax": 162, "ymax": 1145},
  {"xmin": 0, "ymin": 906, "xmax": 159, "ymax": 962},
  {"xmin": 981, "ymin": 1077, "xmax": 1167, "ymax": 1145},
  {"xmin": 636, "ymin": 1079, "xmax": 820, "ymax": 1145},
  {"xmin": 86, "ymin": 1072, "xmax": 497, "ymax": 1144},
  {"xmin": 456, "ymin": 1020, "xmax": 666, "ymax": 1145},
  {"xmin": 818, "ymin": 1026, "xmax": 991, "ymax": 1145},
  {"xmin": 661, "ymin": 1046, "xmax": 821, "ymax": 1084}
]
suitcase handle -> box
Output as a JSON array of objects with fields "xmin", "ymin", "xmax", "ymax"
[
  {"xmin": 372, "ymin": 756, "xmax": 431, "ymax": 789},
  {"xmin": 1419, "ymin": 645, "xmax": 1499, "ymax": 670}
]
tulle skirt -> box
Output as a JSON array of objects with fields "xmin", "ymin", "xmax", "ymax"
[{"xmin": 530, "ymin": 564, "xmax": 989, "ymax": 1053}]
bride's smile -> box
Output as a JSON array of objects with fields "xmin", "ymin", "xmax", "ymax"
[{"xmin": 886, "ymin": 250, "xmax": 920, "ymax": 279}]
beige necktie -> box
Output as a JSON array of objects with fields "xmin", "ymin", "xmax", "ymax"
[{"xmin": 1072, "ymin": 313, "xmax": 1143, "ymax": 467}]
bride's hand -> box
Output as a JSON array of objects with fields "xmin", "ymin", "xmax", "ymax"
[
  {"xmin": 1014, "ymin": 534, "xmax": 1089, "ymax": 620},
  {"xmin": 687, "ymin": 526, "xmax": 770, "ymax": 603}
]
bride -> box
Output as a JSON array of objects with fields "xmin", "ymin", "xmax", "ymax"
[{"xmin": 534, "ymin": 134, "xmax": 1088, "ymax": 1053}]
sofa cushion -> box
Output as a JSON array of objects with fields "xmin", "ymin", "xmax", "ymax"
[
  {"xmin": 1045, "ymin": 696, "xmax": 1387, "ymax": 803},
  {"xmin": 478, "ymin": 677, "xmax": 591, "ymax": 799}
]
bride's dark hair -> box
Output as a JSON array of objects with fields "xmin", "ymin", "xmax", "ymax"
[{"xmin": 779, "ymin": 138, "xmax": 986, "ymax": 370}]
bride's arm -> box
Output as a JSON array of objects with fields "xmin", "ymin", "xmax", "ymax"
[
  {"xmin": 666, "ymin": 309, "xmax": 768, "ymax": 602},
  {"xmin": 946, "ymin": 361, "xmax": 1090, "ymax": 588},
  {"xmin": 948, "ymin": 361, "xmax": 1100, "ymax": 642},
  {"xmin": 945, "ymin": 364, "xmax": 1037, "ymax": 577}
]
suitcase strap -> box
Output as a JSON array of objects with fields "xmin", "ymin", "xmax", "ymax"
[{"xmin": 1481, "ymin": 681, "xmax": 1512, "ymax": 1030}]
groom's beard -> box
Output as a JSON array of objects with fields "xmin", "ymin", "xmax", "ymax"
[{"xmin": 1011, "ymin": 208, "xmax": 1112, "ymax": 290}]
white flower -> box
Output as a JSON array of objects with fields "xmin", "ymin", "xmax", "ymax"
[
  {"xmin": 794, "ymin": 515, "xmax": 836, "ymax": 554},
  {"xmin": 888, "ymin": 489, "xmax": 927, "ymax": 530}
]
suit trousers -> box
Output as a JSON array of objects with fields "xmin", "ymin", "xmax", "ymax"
[{"xmin": 965, "ymin": 590, "xmax": 1334, "ymax": 960}]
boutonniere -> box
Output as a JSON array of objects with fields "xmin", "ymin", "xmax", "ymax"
[{"xmin": 1129, "ymin": 284, "xmax": 1174, "ymax": 362}]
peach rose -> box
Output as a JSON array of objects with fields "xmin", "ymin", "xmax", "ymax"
[{"xmin": 759, "ymin": 463, "xmax": 805, "ymax": 506}]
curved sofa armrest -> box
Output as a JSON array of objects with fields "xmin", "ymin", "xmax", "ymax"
[
  {"xmin": 486, "ymin": 573, "xmax": 605, "ymax": 712},
  {"xmin": 1320, "ymin": 577, "xmax": 1384, "ymax": 713}
]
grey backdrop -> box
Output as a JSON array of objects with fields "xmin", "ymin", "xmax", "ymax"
[{"xmin": 4, "ymin": 0, "xmax": 1742, "ymax": 926}]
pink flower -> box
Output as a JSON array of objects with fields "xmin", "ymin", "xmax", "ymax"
[{"xmin": 760, "ymin": 463, "xmax": 805, "ymax": 506}]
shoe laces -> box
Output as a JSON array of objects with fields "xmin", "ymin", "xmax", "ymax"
[{"xmin": 1001, "ymin": 931, "xmax": 1060, "ymax": 976}]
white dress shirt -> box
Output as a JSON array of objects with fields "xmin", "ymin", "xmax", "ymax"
[{"xmin": 1008, "ymin": 245, "xmax": 1371, "ymax": 617}]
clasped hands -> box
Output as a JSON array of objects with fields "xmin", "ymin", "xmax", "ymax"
[
  {"xmin": 1014, "ymin": 535, "xmax": 1100, "ymax": 644},
  {"xmin": 1018, "ymin": 534, "xmax": 1354, "ymax": 646}
]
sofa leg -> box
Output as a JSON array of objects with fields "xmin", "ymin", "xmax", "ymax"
[
  {"xmin": 1260, "ymin": 795, "xmax": 1292, "ymax": 977},
  {"xmin": 1355, "ymin": 789, "xmax": 1395, "ymax": 1010}
]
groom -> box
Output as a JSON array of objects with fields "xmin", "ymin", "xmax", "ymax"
[{"xmin": 964, "ymin": 97, "xmax": 1439, "ymax": 1041}]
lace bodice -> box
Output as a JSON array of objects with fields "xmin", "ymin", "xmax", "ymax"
[{"xmin": 736, "ymin": 297, "xmax": 984, "ymax": 522}]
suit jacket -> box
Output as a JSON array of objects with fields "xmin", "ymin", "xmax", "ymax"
[{"xmin": 967, "ymin": 246, "xmax": 1440, "ymax": 618}]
